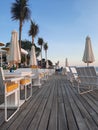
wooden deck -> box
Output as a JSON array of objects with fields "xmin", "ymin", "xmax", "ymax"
[{"xmin": 0, "ymin": 74, "xmax": 98, "ymax": 130}]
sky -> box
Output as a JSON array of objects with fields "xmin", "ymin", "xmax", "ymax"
[{"xmin": 0, "ymin": 0, "xmax": 98, "ymax": 67}]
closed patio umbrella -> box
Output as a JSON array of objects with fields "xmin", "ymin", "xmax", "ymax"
[
  {"xmin": 0, "ymin": 48, "xmax": 6, "ymax": 66},
  {"xmin": 46, "ymin": 60, "xmax": 49, "ymax": 68},
  {"xmin": 30, "ymin": 45, "xmax": 37, "ymax": 68},
  {"xmin": 21, "ymin": 48, "xmax": 28, "ymax": 55},
  {"xmin": 2, "ymin": 47, "xmax": 28, "ymax": 55},
  {"xmin": 82, "ymin": 36, "xmax": 95, "ymax": 66},
  {"xmin": 65, "ymin": 58, "xmax": 69, "ymax": 67},
  {"xmin": 2, "ymin": 47, "xmax": 27, "ymax": 65},
  {"xmin": 65, "ymin": 58, "xmax": 69, "ymax": 75},
  {"xmin": 0, "ymin": 42, "xmax": 5, "ymax": 66},
  {"xmin": 8, "ymin": 30, "xmax": 21, "ymax": 66},
  {"xmin": 1, "ymin": 47, "xmax": 10, "ymax": 64}
]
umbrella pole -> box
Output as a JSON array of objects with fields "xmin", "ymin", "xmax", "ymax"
[
  {"xmin": 0, "ymin": 52, "xmax": 2, "ymax": 67},
  {"xmin": 87, "ymin": 62, "xmax": 89, "ymax": 66}
]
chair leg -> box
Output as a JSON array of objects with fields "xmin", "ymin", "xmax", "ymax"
[
  {"xmin": 5, "ymin": 90, "xmax": 19, "ymax": 122},
  {"xmin": 25, "ymin": 83, "xmax": 32, "ymax": 101},
  {"xmin": 25, "ymin": 84, "xmax": 27, "ymax": 101},
  {"xmin": 78, "ymin": 83, "xmax": 93, "ymax": 95}
]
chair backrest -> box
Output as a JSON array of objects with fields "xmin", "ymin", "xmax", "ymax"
[
  {"xmin": 65, "ymin": 67, "xmax": 72, "ymax": 80},
  {"xmin": 0, "ymin": 67, "xmax": 5, "ymax": 94},
  {"xmin": 89, "ymin": 66, "xmax": 97, "ymax": 76},
  {"xmin": 66, "ymin": 67, "xmax": 70, "ymax": 72},
  {"xmin": 76, "ymin": 66, "xmax": 97, "ymax": 85},
  {"xmin": 69, "ymin": 66, "xmax": 78, "ymax": 79},
  {"xmin": 85, "ymin": 66, "xmax": 97, "ymax": 84},
  {"xmin": 76, "ymin": 67, "xmax": 87, "ymax": 84}
]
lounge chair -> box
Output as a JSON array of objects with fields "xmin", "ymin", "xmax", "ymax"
[
  {"xmin": 76, "ymin": 66, "xmax": 98, "ymax": 94},
  {"xmin": 69, "ymin": 66, "xmax": 78, "ymax": 86},
  {"xmin": 65, "ymin": 67, "xmax": 72, "ymax": 80}
]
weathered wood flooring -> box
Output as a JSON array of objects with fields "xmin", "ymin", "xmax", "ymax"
[{"xmin": 0, "ymin": 74, "xmax": 98, "ymax": 130}]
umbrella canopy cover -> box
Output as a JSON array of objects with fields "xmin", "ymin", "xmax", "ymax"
[
  {"xmin": 65, "ymin": 58, "xmax": 68, "ymax": 67},
  {"xmin": 30, "ymin": 45, "xmax": 37, "ymax": 68},
  {"xmin": 1, "ymin": 47, "xmax": 9, "ymax": 51},
  {"xmin": 21, "ymin": 48, "xmax": 28, "ymax": 55},
  {"xmin": 82, "ymin": 36, "xmax": 95, "ymax": 66},
  {"xmin": 0, "ymin": 42, "xmax": 5, "ymax": 46},
  {"xmin": 46, "ymin": 60, "xmax": 49, "ymax": 68},
  {"xmin": 8, "ymin": 30, "xmax": 21, "ymax": 64},
  {"xmin": 0, "ymin": 48, "xmax": 6, "ymax": 53}
]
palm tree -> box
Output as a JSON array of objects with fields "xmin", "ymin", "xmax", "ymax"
[
  {"xmin": 38, "ymin": 38, "xmax": 44, "ymax": 67},
  {"xmin": 28, "ymin": 20, "xmax": 39, "ymax": 45},
  {"xmin": 44, "ymin": 42, "xmax": 48, "ymax": 61},
  {"xmin": 11, "ymin": 0, "xmax": 31, "ymax": 50}
]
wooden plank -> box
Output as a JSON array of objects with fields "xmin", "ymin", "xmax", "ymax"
[
  {"xmin": 65, "ymin": 82, "xmax": 89, "ymax": 130},
  {"xmin": 0, "ymin": 86, "xmax": 38, "ymax": 127},
  {"xmin": 12, "ymin": 86, "xmax": 49, "ymax": 130},
  {"xmin": 1, "ymin": 75, "xmax": 98, "ymax": 130},
  {"xmin": 28, "ymin": 86, "xmax": 52, "ymax": 130},
  {"xmin": 0, "ymin": 86, "xmax": 44, "ymax": 130},
  {"xmin": 68, "ymin": 83, "xmax": 98, "ymax": 130},
  {"xmin": 0, "ymin": 110, "xmax": 4, "ymax": 126},
  {"xmin": 87, "ymin": 91, "xmax": 98, "ymax": 105},
  {"xmin": 57, "ymin": 78, "xmax": 68, "ymax": 130},
  {"xmin": 37, "ymin": 80, "xmax": 55, "ymax": 130},
  {"xmin": 77, "ymin": 93, "xmax": 98, "ymax": 128},
  {"xmin": 82, "ymin": 94, "xmax": 98, "ymax": 114},
  {"xmin": 48, "ymin": 82, "xmax": 58, "ymax": 130},
  {"xmin": 61, "ymin": 80, "xmax": 78, "ymax": 130},
  {"xmin": 58, "ymin": 103, "xmax": 68, "ymax": 130}
]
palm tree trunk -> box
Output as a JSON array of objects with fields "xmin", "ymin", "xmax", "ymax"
[
  {"xmin": 45, "ymin": 50, "xmax": 47, "ymax": 61},
  {"xmin": 41, "ymin": 45, "xmax": 42, "ymax": 67},
  {"xmin": 32, "ymin": 37, "xmax": 34, "ymax": 45},
  {"xmin": 45, "ymin": 51, "xmax": 48, "ymax": 68},
  {"xmin": 19, "ymin": 20, "xmax": 22, "ymax": 52}
]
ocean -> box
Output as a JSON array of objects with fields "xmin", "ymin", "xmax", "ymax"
[{"xmin": 95, "ymin": 67, "xmax": 98, "ymax": 73}]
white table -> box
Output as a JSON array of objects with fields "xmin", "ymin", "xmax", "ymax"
[
  {"xmin": 0, "ymin": 77, "xmax": 24, "ymax": 109},
  {"xmin": 4, "ymin": 72, "xmax": 33, "ymax": 107},
  {"xmin": 4, "ymin": 71, "xmax": 33, "ymax": 78}
]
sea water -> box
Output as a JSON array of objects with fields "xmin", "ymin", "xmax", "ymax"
[{"xmin": 95, "ymin": 67, "xmax": 98, "ymax": 73}]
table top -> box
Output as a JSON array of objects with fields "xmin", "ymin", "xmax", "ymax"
[
  {"xmin": 4, "ymin": 71, "xmax": 34, "ymax": 78},
  {"xmin": 4, "ymin": 77, "xmax": 23, "ymax": 82}
]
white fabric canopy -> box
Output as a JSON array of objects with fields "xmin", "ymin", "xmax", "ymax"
[
  {"xmin": 65, "ymin": 58, "xmax": 68, "ymax": 67},
  {"xmin": 0, "ymin": 49, "xmax": 6, "ymax": 66},
  {"xmin": 8, "ymin": 30, "xmax": 21, "ymax": 64},
  {"xmin": 2, "ymin": 47, "xmax": 28, "ymax": 55},
  {"xmin": 21, "ymin": 48, "xmax": 28, "ymax": 55},
  {"xmin": 0, "ymin": 42, "xmax": 5, "ymax": 46},
  {"xmin": 30, "ymin": 45, "xmax": 37, "ymax": 66},
  {"xmin": 0, "ymin": 48, "xmax": 6, "ymax": 53},
  {"xmin": 46, "ymin": 60, "xmax": 49, "ymax": 68},
  {"xmin": 82, "ymin": 36, "xmax": 95, "ymax": 66}
]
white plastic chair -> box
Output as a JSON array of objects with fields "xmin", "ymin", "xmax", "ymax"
[
  {"xmin": 0, "ymin": 67, "xmax": 21, "ymax": 121},
  {"xmin": 15, "ymin": 68, "xmax": 32, "ymax": 100},
  {"xmin": 20, "ymin": 76, "xmax": 32, "ymax": 101}
]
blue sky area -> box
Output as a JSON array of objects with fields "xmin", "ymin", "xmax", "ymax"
[{"xmin": 0, "ymin": 0, "xmax": 98, "ymax": 67}]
